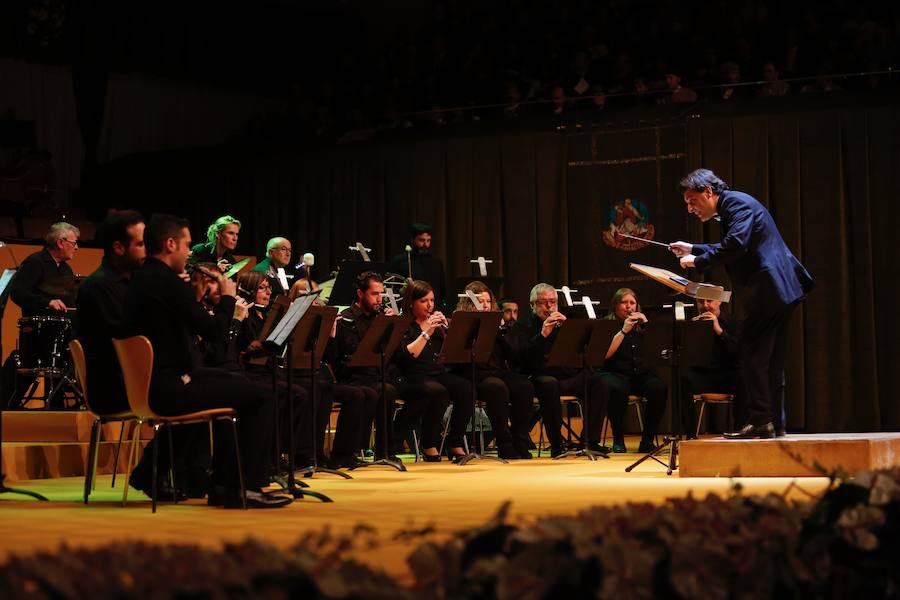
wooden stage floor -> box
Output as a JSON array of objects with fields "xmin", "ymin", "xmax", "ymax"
[{"xmin": 0, "ymin": 449, "xmax": 831, "ymax": 585}]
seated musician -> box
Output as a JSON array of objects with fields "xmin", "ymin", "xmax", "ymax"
[
  {"xmin": 123, "ymin": 214, "xmax": 290, "ymax": 508},
  {"xmin": 681, "ymin": 297, "xmax": 741, "ymax": 438},
  {"xmin": 453, "ymin": 282, "xmax": 534, "ymax": 459},
  {"xmin": 190, "ymin": 215, "xmax": 240, "ymax": 271},
  {"xmin": 328, "ymin": 271, "xmax": 397, "ymax": 461},
  {"xmin": 393, "ymin": 280, "xmax": 473, "ymax": 462},
  {"xmin": 10, "ymin": 221, "xmax": 80, "ymax": 316},
  {"xmin": 288, "ymin": 277, "xmax": 320, "ymax": 301},
  {"xmin": 601, "ymin": 288, "xmax": 667, "ymax": 453},
  {"xmin": 3, "ymin": 222, "xmax": 80, "ymax": 408},
  {"xmin": 498, "ymin": 297, "xmax": 518, "ymax": 328},
  {"xmin": 251, "ymin": 236, "xmax": 297, "ymax": 296},
  {"xmin": 509, "ymin": 283, "xmax": 608, "ymax": 458}
]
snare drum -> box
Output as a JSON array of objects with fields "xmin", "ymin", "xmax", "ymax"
[{"xmin": 16, "ymin": 315, "xmax": 73, "ymax": 375}]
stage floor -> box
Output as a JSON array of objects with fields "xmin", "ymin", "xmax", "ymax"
[{"xmin": 0, "ymin": 449, "xmax": 830, "ymax": 585}]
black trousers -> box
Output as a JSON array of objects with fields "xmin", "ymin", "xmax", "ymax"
[
  {"xmin": 532, "ymin": 371, "xmax": 607, "ymax": 446},
  {"xmin": 680, "ymin": 367, "xmax": 740, "ymax": 436},
  {"xmin": 330, "ymin": 383, "xmax": 377, "ymax": 459},
  {"xmin": 601, "ymin": 371, "xmax": 666, "ymax": 443},
  {"xmin": 347, "ymin": 377, "xmax": 398, "ymax": 457},
  {"xmin": 476, "ymin": 371, "xmax": 534, "ymax": 449},
  {"xmin": 244, "ymin": 368, "xmax": 313, "ymax": 465},
  {"xmin": 150, "ymin": 368, "xmax": 275, "ymax": 491},
  {"xmin": 397, "ymin": 372, "xmax": 472, "ymax": 449},
  {"xmin": 740, "ymin": 305, "xmax": 793, "ymax": 429}
]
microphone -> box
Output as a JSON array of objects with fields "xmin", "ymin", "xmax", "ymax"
[
  {"xmin": 405, "ymin": 245, "xmax": 413, "ymax": 279},
  {"xmin": 302, "ymin": 253, "xmax": 314, "ymax": 267}
]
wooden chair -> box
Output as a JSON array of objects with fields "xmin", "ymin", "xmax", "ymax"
[
  {"xmin": 68, "ymin": 340, "xmax": 139, "ymax": 505},
  {"xmin": 600, "ymin": 395, "xmax": 647, "ymax": 445},
  {"xmin": 113, "ymin": 336, "xmax": 247, "ymax": 512},
  {"xmin": 693, "ymin": 393, "xmax": 734, "ymax": 437}
]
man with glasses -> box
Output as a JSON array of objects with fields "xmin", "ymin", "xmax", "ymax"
[
  {"xmin": 10, "ymin": 222, "xmax": 80, "ymax": 316},
  {"xmin": 508, "ymin": 283, "xmax": 609, "ymax": 457},
  {"xmin": 252, "ymin": 236, "xmax": 297, "ymax": 296}
]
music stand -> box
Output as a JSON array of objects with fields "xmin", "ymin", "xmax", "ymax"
[
  {"xmin": 264, "ymin": 292, "xmax": 333, "ymax": 501},
  {"xmin": 546, "ymin": 319, "xmax": 616, "ymax": 461},
  {"xmin": 328, "ymin": 260, "xmax": 389, "ymax": 307},
  {"xmin": 347, "ymin": 313, "xmax": 412, "ymax": 472},
  {"xmin": 624, "ymin": 262, "xmax": 728, "ymax": 475},
  {"xmin": 439, "ymin": 310, "xmax": 504, "ymax": 465},
  {"xmin": 0, "ymin": 267, "xmax": 46, "ymax": 500}
]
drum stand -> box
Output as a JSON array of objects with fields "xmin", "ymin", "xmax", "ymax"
[{"xmin": 16, "ymin": 364, "xmax": 83, "ymax": 410}]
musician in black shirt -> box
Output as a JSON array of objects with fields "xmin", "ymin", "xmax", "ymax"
[
  {"xmin": 601, "ymin": 288, "xmax": 667, "ymax": 453},
  {"xmin": 388, "ymin": 222, "xmax": 447, "ymax": 310},
  {"xmin": 190, "ymin": 215, "xmax": 240, "ymax": 271},
  {"xmin": 10, "ymin": 222, "xmax": 80, "ymax": 316}
]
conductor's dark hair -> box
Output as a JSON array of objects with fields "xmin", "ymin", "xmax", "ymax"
[
  {"xmin": 678, "ymin": 169, "xmax": 729, "ymax": 194},
  {"xmin": 97, "ymin": 210, "xmax": 144, "ymax": 257},
  {"xmin": 401, "ymin": 279, "xmax": 433, "ymax": 313},
  {"xmin": 409, "ymin": 221, "xmax": 432, "ymax": 237},
  {"xmin": 355, "ymin": 270, "xmax": 383, "ymax": 293},
  {"xmin": 146, "ymin": 213, "xmax": 190, "ymax": 256}
]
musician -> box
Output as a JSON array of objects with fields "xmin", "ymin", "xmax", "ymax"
[
  {"xmin": 509, "ymin": 283, "xmax": 607, "ymax": 458},
  {"xmin": 454, "ymin": 282, "xmax": 534, "ymax": 459},
  {"xmin": 76, "ymin": 210, "xmax": 145, "ymax": 414},
  {"xmin": 498, "ymin": 298, "xmax": 518, "ymax": 328},
  {"xmin": 190, "ymin": 215, "xmax": 240, "ymax": 271},
  {"xmin": 10, "ymin": 222, "xmax": 80, "ymax": 316},
  {"xmin": 681, "ymin": 297, "xmax": 741, "ymax": 437},
  {"xmin": 671, "ymin": 168, "xmax": 814, "ymax": 438},
  {"xmin": 388, "ymin": 222, "xmax": 447, "ymax": 310},
  {"xmin": 393, "ymin": 280, "xmax": 473, "ymax": 462},
  {"xmin": 329, "ymin": 270, "xmax": 398, "ymax": 461},
  {"xmin": 123, "ymin": 213, "xmax": 290, "ymax": 508},
  {"xmin": 601, "ymin": 288, "xmax": 667, "ymax": 453},
  {"xmin": 251, "ymin": 236, "xmax": 297, "ymax": 295}
]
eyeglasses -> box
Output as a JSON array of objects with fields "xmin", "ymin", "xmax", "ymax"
[
  {"xmin": 534, "ymin": 298, "xmax": 557, "ymax": 307},
  {"xmin": 61, "ymin": 239, "xmax": 79, "ymax": 247},
  {"xmin": 272, "ymin": 247, "xmax": 292, "ymax": 253}
]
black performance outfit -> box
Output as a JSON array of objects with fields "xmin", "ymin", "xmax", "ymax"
[
  {"xmin": 680, "ymin": 313, "xmax": 741, "ymax": 436},
  {"xmin": 600, "ymin": 324, "xmax": 667, "ymax": 450},
  {"xmin": 388, "ymin": 250, "xmax": 447, "ymax": 310},
  {"xmin": 189, "ymin": 241, "xmax": 237, "ymax": 267},
  {"xmin": 75, "ymin": 258, "xmax": 131, "ymax": 414},
  {"xmin": 393, "ymin": 322, "xmax": 473, "ymax": 453},
  {"xmin": 9, "ymin": 248, "xmax": 76, "ymax": 317},
  {"xmin": 689, "ymin": 189, "xmax": 814, "ymax": 432},
  {"xmin": 452, "ymin": 323, "xmax": 535, "ymax": 458},
  {"xmin": 122, "ymin": 257, "xmax": 275, "ymax": 494},
  {"xmin": 510, "ymin": 313, "xmax": 607, "ymax": 453},
  {"xmin": 329, "ymin": 304, "xmax": 392, "ymax": 458}
]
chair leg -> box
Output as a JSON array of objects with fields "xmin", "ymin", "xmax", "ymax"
[
  {"xmin": 411, "ymin": 429, "xmax": 420, "ymax": 463},
  {"xmin": 575, "ymin": 401, "xmax": 584, "ymax": 446},
  {"xmin": 537, "ymin": 419, "xmax": 544, "ymax": 457},
  {"xmin": 229, "ymin": 416, "xmax": 247, "ymax": 510},
  {"xmin": 151, "ymin": 423, "xmax": 160, "ymax": 513},
  {"xmin": 634, "ymin": 401, "xmax": 644, "ymax": 433},
  {"xmin": 167, "ymin": 424, "xmax": 178, "ymax": 504},
  {"xmin": 438, "ymin": 404, "xmax": 453, "ymax": 456},
  {"xmin": 111, "ymin": 421, "xmax": 126, "ymax": 488},
  {"xmin": 696, "ymin": 402, "xmax": 706, "ymax": 438},
  {"xmin": 83, "ymin": 419, "xmax": 100, "ymax": 504},
  {"xmin": 122, "ymin": 421, "xmax": 142, "ymax": 507},
  {"xmin": 600, "ymin": 416, "xmax": 609, "ymax": 446}
]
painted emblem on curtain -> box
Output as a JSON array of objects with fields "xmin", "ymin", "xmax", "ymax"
[{"xmin": 601, "ymin": 198, "xmax": 655, "ymax": 251}]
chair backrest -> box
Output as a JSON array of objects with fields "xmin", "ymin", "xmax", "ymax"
[
  {"xmin": 68, "ymin": 339, "xmax": 92, "ymax": 412},
  {"xmin": 112, "ymin": 336, "xmax": 155, "ymax": 421}
]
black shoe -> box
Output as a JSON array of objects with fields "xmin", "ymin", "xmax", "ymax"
[
  {"xmin": 637, "ymin": 440, "xmax": 658, "ymax": 453},
  {"xmin": 612, "ymin": 437, "xmax": 627, "ymax": 453},
  {"xmin": 723, "ymin": 422, "xmax": 775, "ymax": 439},
  {"xmin": 421, "ymin": 453, "xmax": 442, "ymax": 463},
  {"xmin": 586, "ymin": 442, "xmax": 611, "ymax": 455},
  {"xmin": 513, "ymin": 441, "xmax": 533, "ymax": 459},
  {"xmin": 498, "ymin": 444, "xmax": 521, "ymax": 460},
  {"xmin": 775, "ymin": 429, "xmax": 786, "ymax": 437},
  {"xmin": 377, "ymin": 453, "xmax": 402, "ymax": 464},
  {"xmin": 332, "ymin": 455, "xmax": 365, "ymax": 469},
  {"xmin": 550, "ymin": 445, "xmax": 567, "ymax": 458},
  {"xmin": 446, "ymin": 449, "xmax": 468, "ymax": 463},
  {"xmin": 129, "ymin": 473, "xmax": 187, "ymax": 502},
  {"xmin": 208, "ymin": 486, "xmax": 292, "ymax": 508}
]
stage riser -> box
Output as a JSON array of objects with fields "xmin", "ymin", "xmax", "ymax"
[
  {"xmin": 680, "ymin": 433, "xmax": 900, "ymax": 477},
  {"xmin": 2, "ymin": 411, "xmax": 154, "ymax": 442},
  {"xmin": 3, "ymin": 441, "xmax": 145, "ymax": 482}
]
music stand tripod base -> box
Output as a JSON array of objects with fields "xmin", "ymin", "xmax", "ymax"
[
  {"xmin": 0, "ymin": 475, "xmax": 48, "ymax": 501},
  {"xmin": 553, "ymin": 447, "xmax": 609, "ymax": 461},
  {"xmin": 349, "ymin": 457, "xmax": 407, "ymax": 472},
  {"xmin": 624, "ymin": 435, "xmax": 678, "ymax": 475},
  {"xmin": 295, "ymin": 465, "xmax": 353, "ymax": 479}
]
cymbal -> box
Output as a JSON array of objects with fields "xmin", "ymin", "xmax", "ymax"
[{"xmin": 38, "ymin": 275, "xmax": 78, "ymax": 297}]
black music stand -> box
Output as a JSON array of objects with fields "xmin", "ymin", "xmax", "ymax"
[
  {"xmin": 546, "ymin": 319, "xmax": 616, "ymax": 461},
  {"xmin": 439, "ymin": 310, "xmax": 504, "ymax": 466},
  {"xmin": 264, "ymin": 292, "xmax": 332, "ymax": 501},
  {"xmin": 624, "ymin": 311, "xmax": 716, "ymax": 475},
  {"xmin": 347, "ymin": 313, "xmax": 412, "ymax": 472},
  {"xmin": 0, "ymin": 267, "xmax": 47, "ymax": 500},
  {"xmin": 328, "ymin": 260, "xmax": 389, "ymax": 307}
]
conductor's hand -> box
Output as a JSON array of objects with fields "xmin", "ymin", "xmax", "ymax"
[
  {"xmin": 218, "ymin": 274, "xmax": 237, "ymax": 298},
  {"xmin": 621, "ymin": 312, "xmax": 647, "ymax": 334},
  {"xmin": 669, "ymin": 241, "xmax": 693, "ymax": 257},
  {"xmin": 679, "ymin": 255, "xmax": 695, "ymax": 269},
  {"xmin": 48, "ymin": 299, "xmax": 67, "ymax": 312},
  {"xmin": 541, "ymin": 311, "xmax": 566, "ymax": 337}
]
